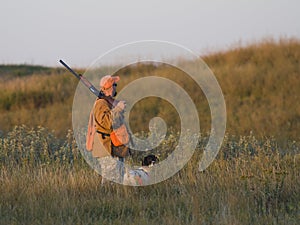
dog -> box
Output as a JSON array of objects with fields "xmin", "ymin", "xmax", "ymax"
[{"xmin": 123, "ymin": 154, "xmax": 159, "ymax": 186}]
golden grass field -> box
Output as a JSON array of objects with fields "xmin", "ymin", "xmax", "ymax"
[{"xmin": 0, "ymin": 38, "xmax": 299, "ymax": 224}]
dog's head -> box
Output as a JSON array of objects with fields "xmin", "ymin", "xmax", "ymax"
[{"xmin": 142, "ymin": 154, "xmax": 159, "ymax": 167}]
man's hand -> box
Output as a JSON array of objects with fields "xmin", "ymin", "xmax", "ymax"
[{"xmin": 116, "ymin": 100, "xmax": 126, "ymax": 111}]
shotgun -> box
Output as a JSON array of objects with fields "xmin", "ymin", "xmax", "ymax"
[{"xmin": 59, "ymin": 59, "xmax": 117, "ymax": 106}]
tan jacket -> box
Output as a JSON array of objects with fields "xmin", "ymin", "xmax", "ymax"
[{"xmin": 91, "ymin": 98, "xmax": 124, "ymax": 158}]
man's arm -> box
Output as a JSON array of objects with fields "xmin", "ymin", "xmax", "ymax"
[{"xmin": 93, "ymin": 99, "xmax": 113, "ymax": 134}]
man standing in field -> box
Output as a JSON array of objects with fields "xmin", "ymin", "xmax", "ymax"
[{"xmin": 87, "ymin": 75, "xmax": 130, "ymax": 184}]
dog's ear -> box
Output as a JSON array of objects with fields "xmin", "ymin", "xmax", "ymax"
[
  {"xmin": 143, "ymin": 155, "xmax": 153, "ymax": 166},
  {"xmin": 142, "ymin": 157, "xmax": 147, "ymax": 166}
]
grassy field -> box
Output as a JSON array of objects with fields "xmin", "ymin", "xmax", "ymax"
[
  {"xmin": 0, "ymin": 38, "xmax": 300, "ymax": 224},
  {"xmin": 0, "ymin": 126, "xmax": 299, "ymax": 225}
]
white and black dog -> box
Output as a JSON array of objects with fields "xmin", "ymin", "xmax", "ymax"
[{"xmin": 123, "ymin": 154, "xmax": 159, "ymax": 186}]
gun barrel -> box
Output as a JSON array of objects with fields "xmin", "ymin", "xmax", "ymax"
[{"xmin": 59, "ymin": 59, "xmax": 118, "ymax": 106}]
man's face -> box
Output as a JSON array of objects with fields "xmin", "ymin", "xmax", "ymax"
[{"xmin": 104, "ymin": 83, "xmax": 117, "ymax": 97}]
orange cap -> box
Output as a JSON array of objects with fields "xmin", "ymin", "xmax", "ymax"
[{"xmin": 100, "ymin": 75, "xmax": 120, "ymax": 90}]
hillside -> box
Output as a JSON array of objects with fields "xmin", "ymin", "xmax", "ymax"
[
  {"xmin": 0, "ymin": 39, "xmax": 300, "ymax": 224},
  {"xmin": 0, "ymin": 39, "xmax": 299, "ymax": 143},
  {"xmin": 204, "ymin": 38, "xmax": 300, "ymax": 142}
]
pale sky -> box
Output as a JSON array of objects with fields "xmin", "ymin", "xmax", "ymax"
[{"xmin": 0, "ymin": 0, "xmax": 299, "ymax": 67}]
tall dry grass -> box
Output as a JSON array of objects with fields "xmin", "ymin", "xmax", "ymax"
[{"xmin": 0, "ymin": 126, "xmax": 299, "ymax": 224}]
